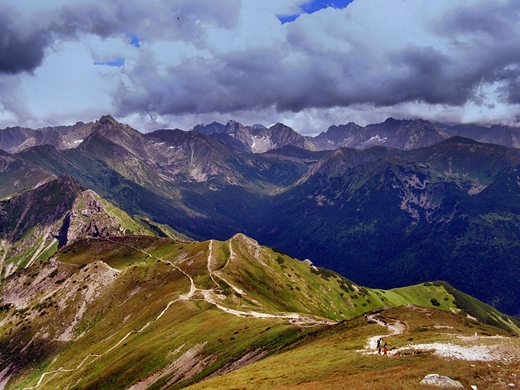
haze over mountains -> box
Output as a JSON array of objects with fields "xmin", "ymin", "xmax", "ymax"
[{"xmin": 2, "ymin": 115, "xmax": 520, "ymax": 318}]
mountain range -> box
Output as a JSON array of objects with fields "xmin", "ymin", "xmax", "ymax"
[
  {"xmin": 1, "ymin": 115, "xmax": 520, "ymax": 388},
  {"xmin": 1, "ymin": 115, "xmax": 520, "ymax": 318},
  {"xmin": 4, "ymin": 116, "xmax": 520, "ymax": 155}
]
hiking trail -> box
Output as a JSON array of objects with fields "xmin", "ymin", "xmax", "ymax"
[{"xmin": 24, "ymin": 238, "xmax": 333, "ymax": 389}]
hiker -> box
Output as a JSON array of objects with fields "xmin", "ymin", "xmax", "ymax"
[
  {"xmin": 377, "ymin": 338, "xmax": 383, "ymax": 354},
  {"xmin": 383, "ymin": 341, "xmax": 388, "ymax": 356}
]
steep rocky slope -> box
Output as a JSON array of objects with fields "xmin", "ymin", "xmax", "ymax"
[{"xmin": 0, "ymin": 175, "xmax": 184, "ymax": 279}]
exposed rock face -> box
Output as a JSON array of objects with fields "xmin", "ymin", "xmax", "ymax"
[
  {"xmin": 420, "ymin": 374, "xmax": 464, "ymax": 388},
  {"xmin": 0, "ymin": 175, "xmax": 155, "ymax": 278},
  {"xmin": 66, "ymin": 190, "xmax": 127, "ymax": 242},
  {"xmin": 313, "ymin": 118, "xmax": 448, "ymax": 150},
  {"xmin": 194, "ymin": 120, "xmax": 318, "ymax": 152},
  {"xmin": 0, "ymin": 122, "xmax": 92, "ymax": 153},
  {"xmin": 0, "ymin": 174, "xmax": 84, "ymax": 242},
  {"xmin": 0, "ymin": 175, "xmax": 84, "ymax": 277},
  {"xmin": 193, "ymin": 121, "xmax": 226, "ymax": 135},
  {"xmin": 90, "ymin": 115, "xmax": 147, "ymax": 156},
  {"xmin": 5, "ymin": 115, "xmax": 520, "ymax": 157},
  {"xmin": 312, "ymin": 122, "xmax": 363, "ymax": 149}
]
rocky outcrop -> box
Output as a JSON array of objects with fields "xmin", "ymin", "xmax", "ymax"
[
  {"xmin": 0, "ymin": 176, "xmax": 155, "ymax": 278},
  {"xmin": 65, "ymin": 190, "xmax": 128, "ymax": 243},
  {"xmin": 420, "ymin": 374, "xmax": 464, "ymax": 388}
]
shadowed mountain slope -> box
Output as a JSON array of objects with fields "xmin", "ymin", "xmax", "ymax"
[
  {"xmin": 5, "ymin": 116, "xmax": 520, "ymax": 315},
  {"xmin": 254, "ymin": 138, "xmax": 520, "ymax": 315}
]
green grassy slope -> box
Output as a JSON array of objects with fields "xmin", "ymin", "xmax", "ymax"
[
  {"xmin": 0, "ymin": 235, "xmax": 517, "ymax": 389},
  {"xmin": 187, "ymin": 305, "xmax": 520, "ymax": 390}
]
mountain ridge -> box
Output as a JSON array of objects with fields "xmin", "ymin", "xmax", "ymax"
[
  {"xmin": 0, "ymin": 175, "xmax": 185, "ymax": 279},
  {"xmin": 4, "ymin": 115, "xmax": 520, "ymax": 156},
  {"xmin": 0, "ymin": 232, "xmax": 518, "ymax": 389},
  {"xmin": 2, "ymin": 116, "xmax": 520, "ymax": 315}
]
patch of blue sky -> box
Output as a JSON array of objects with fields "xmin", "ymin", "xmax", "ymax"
[
  {"xmin": 277, "ymin": 0, "xmax": 354, "ymax": 24},
  {"xmin": 94, "ymin": 58, "xmax": 125, "ymax": 67},
  {"xmin": 129, "ymin": 34, "xmax": 141, "ymax": 48}
]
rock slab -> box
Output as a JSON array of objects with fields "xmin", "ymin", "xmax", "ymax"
[{"xmin": 420, "ymin": 374, "xmax": 464, "ymax": 388}]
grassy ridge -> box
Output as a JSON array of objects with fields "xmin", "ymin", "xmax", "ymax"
[
  {"xmin": 0, "ymin": 235, "xmax": 518, "ymax": 389},
  {"xmin": 187, "ymin": 306, "xmax": 520, "ymax": 390}
]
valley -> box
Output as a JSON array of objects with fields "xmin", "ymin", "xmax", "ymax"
[
  {"xmin": 3, "ymin": 116, "xmax": 520, "ymax": 314},
  {"xmin": 1, "ymin": 116, "xmax": 520, "ymax": 388}
]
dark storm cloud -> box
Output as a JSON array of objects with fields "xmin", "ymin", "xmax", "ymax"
[
  {"xmin": 4, "ymin": 0, "xmax": 520, "ymax": 126},
  {"xmin": 0, "ymin": 13, "xmax": 50, "ymax": 74},
  {"xmin": 111, "ymin": 0, "xmax": 520, "ymax": 119},
  {"xmin": 0, "ymin": 3, "xmax": 125, "ymax": 75},
  {"xmin": 0, "ymin": 0, "xmax": 240, "ymax": 75},
  {"xmin": 433, "ymin": 0, "xmax": 520, "ymax": 105}
]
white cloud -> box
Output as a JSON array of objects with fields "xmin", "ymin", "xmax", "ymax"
[
  {"xmin": 14, "ymin": 39, "xmax": 120, "ymax": 125},
  {"xmin": 2, "ymin": 0, "xmax": 520, "ymax": 131}
]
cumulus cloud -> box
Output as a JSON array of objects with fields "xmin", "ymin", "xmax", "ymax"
[{"xmin": 1, "ymin": 0, "xmax": 520, "ymax": 132}]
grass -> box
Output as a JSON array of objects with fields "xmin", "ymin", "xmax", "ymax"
[
  {"xmin": 186, "ymin": 307, "xmax": 520, "ymax": 390},
  {"xmin": 2, "ymin": 236, "xmax": 519, "ymax": 389}
]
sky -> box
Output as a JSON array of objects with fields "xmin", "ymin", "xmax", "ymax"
[{"xmin": 1, "ymin": 0, "xmax": 520, "ymax": 135}]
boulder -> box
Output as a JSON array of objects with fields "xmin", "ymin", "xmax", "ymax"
[{"xmin": 420, "ymin": 374, "xmax": 464, "ymax": 388}]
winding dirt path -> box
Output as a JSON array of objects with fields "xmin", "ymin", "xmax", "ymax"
[
  {"xmin": 363, "ymin": 312, "xmax": 406, "ymax": 354},
  {"xmin": 25, "ymin": 238, "xmax": 334, "ymax": 389},
  {"xmin": 360, "ymin": 311, "xmax": 520, "ymax": 363},
  {"xmin": 24, "ymin": 355, "xmax": 100, "ymax": 390}
]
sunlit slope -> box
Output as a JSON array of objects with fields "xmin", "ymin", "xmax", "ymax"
[
  {"xmin": 0, "ymin": 176, "xmax": 185, "ymax": 279},
  {"xmin": 0, "ymin": 234, "xmax": 518, "ymax": 389},
  {"xmin": 187, "ymin": 305, "xmax": 520, "ymax": 390}
]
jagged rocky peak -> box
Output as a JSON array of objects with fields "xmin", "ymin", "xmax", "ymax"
[
  {"xmin": 268, "ymin": 122, "xmax": 290, "ymax": 131},
  {"xmin": 267, "ymin": 123, "xmax": 306, "ymax": 144},
  {"xmin": 225, "ymin": 119, "xmax": 248, "ymax": 135},
  {"xmin": 89, "ymin": 115, "xmax": 147, "ymax": 155},
  {"xmin": 312, "ymin": 122, "xmax": 362, "ymax": 149},
  {"xmin": 92, "ymin": 115, "xmax": 140, "ymax": 136},
  {"xmin": 97, "ymin": 114, "xmax": 119, "ymax": 126},
  {"xmin": 192, "ymin": 121, "xmax": 226, "ymax": 135},
  {"xmin": 94, "ymin": 115, "xmax": 125, "ymax": 132}
]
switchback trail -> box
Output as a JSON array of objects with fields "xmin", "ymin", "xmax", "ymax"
[
  {"xmin": 361, "ymin": 311, "xmax": 406, "ymax": 355},
  {"xmin": 24, "ymin": 238, "xmax": 334, "ymax": 389}
]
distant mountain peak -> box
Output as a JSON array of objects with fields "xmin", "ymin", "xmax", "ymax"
[
  {"xmin": 97, "ymin": 114, "xmax": 118, "ymax": 125},
  {"xmin": 252, "ymin": 123, "xmax": 267, "ymax": 130},
  {"xmin": 93, "ymin": 115, "xmax": 127, "ymax": 132}
]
